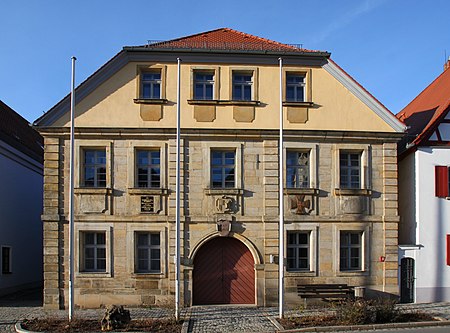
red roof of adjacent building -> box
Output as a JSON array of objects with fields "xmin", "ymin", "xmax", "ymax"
[
  {"xmin": 0, "ymin": 100, "xmax": 43, "ymax": 163},
  {"xmin": 143, "ymin": 28, "xmax": 324, "ymax": 53},
  {"xmin": 397, "ymin": 62, "xmax": 450, "ymax": 152}
]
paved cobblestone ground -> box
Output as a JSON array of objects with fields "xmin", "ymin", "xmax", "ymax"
[
  {"xmin": 1, "ymin": 289, "xmax": 450, "ymax": 333},
  {"xmin": 184, "ymin": 306, "xmax": 278, "ymax": 333}
]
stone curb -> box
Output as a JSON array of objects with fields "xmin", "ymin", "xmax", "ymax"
[{"xmin": 277, "ymin": 318, "xmax": 450, "ymax": 332}]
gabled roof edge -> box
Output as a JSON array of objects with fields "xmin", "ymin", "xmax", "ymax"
[
  {"xmin": 323, "ymin": 59, "xmax": 406, "ymax": 133},
  {"xmin": 34, "ymin": 50, "xmax": 129, "ymax": 127}
]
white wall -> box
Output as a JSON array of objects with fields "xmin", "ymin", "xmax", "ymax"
[
  {"xmin": 0, "ymin": 140, "xmax": 43, "ymax": 295},
  {"xmin": 414, "ymin": 147, "xmax": 450, "ymax": 302}
]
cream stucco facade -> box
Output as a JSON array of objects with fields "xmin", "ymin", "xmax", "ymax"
[{"xmin": 36, "ymin": 34, "xmax": 405, "ymax": 309}]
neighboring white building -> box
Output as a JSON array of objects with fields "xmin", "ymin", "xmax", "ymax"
[
  {"xmin": 397, "ymin": 61, "xmax": 450, "ymax": 303},
  {"xmin": 0, "ymin": 100, "xmax": 43, "ymax": 296}
]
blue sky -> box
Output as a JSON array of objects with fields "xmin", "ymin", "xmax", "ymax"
[{"xmin": 1, "ymin": 0, "xmax": 449, "ymax": 122}]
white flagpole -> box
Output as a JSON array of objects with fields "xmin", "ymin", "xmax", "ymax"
[
  {"xmin": 278, "ymin": 57, "xmax": 284, "ymax": 319},
  {"xmin": 175, "ymin": 57, "xmax": 181, "ymax": 321},
  {"xmin": 68, "ymin": 56, "xmax": 76, "ymax": 321}
]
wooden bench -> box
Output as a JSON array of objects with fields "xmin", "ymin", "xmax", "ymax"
[{"xmin": 297, "ymin": 284, "xmax": 354, "ymax": 304}]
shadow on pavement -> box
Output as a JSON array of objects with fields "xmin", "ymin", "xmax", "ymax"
[{"xmin": 0, "ymin": 287, "xmax": 43, "ymax": 307}]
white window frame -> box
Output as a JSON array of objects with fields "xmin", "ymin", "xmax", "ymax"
[
  {"xmin": 334, "ymin": 224, "xmax": 370, "ymax": 276},
  {"xmin": 75, "ymin": 140, "xmax": 112, "ymax": 189},
  {"xmin": 285, "ymin": 223, "xmax": 318, "ymax": 276},
  {"xmin": 75, "ymin": 223, "xmax": 113, "ymax": 277},
  {"xmin": 334, "ymin": 144, "xmax": 371, "ymax": 191},
  {"xmin": 203, "ymin": 142, "xmax": 243, "ymax": 190},
  {"xmin": 283, "ymin": 143, "xmax": 317, "ymax": 189},
  {"xmin": 126, "ymin": 224, "xmax": 167, "ymax": 277}
]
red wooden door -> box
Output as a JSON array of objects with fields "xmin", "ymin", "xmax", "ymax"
[{"xmin": 193, "ymin": 237, "xmax": 255, "ymax": 305}]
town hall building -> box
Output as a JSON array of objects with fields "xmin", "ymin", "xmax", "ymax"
[{"xmin": 35, "ymin": 29, "xmax": 406, "ymax": 309}]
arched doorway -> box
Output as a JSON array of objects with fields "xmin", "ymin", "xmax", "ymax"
[{"xmin": 193, "ymin": 237, "xmax": 255, "ymax": 305}]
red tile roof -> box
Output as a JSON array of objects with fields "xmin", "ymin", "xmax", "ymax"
[
  {"xmin": 0, "ymin": 100, "xmax": 43, "ymax": 163},
  {"xmin": 396, "ymin": 63, "xmax": 450, "ymax": 151},
  {"xmin": 144, "ymin": 28, "xmax": 323, "ymax": 53}
]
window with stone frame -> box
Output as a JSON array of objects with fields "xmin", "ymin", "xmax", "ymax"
[
  {"xmin": 285, "ymin": 73, "xmax": 305, "ymax": 102},
  {"xmin": 81, "ymin": 232, "xmax": 106, "ymax": 272},
  {"xmin": 340, "ymin": 231, "xmax": 362, "ymax": 271},
  {"xmin": 287, "ymin": 232, "xmax": 310, "ymax": 271},
  {"xmin": 141, "ymin": 71, "xmax": 161, "ymax": 99},
  {"xmin": 135, "ymin": 232, "xmax": 161, "ymax": 273},
  {"xmin": 83, "ymin": 149, "xmax": 106, "ymax": 188},
  {"xmin": 194, "ymin": 71, "xmax": 215, "ymax": 100},
  {"xmin": 232, "ymin": 72, "xmax": 253, "ymax": 101},
  {"xmin": 136, "ymin": 149, "xmax": 161, "ymax": 188},
  {"xmin": 286, "ymin": 150, "xmax": 310, "ymax": 188},
  {"xmin": 339, "ymin": 152, "xmax": 361, "ymax": 189},
  {"xmin": 211, "ymin": 150, "xmax": 236, "ymax": 188}
]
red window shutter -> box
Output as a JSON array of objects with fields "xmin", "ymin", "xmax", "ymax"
[
  {"xmin": 447, "ymin": 235, "xmax": 450, "ymax": 266},
  {"xmin": 435, "ymin": 166, "xmax": 449, "ymax": 197}
]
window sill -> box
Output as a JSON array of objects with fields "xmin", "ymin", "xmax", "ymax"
[
  {"xmin": 284, "ymin": 188, "xmax": 319, "ymax": 195},
  {"xmin": 285, "ymin": 270, "xmax": 317, "ymax": 277},
  {"xmin": 204, "ymin": 188, "xmax": 244, "ymax": 196},
  {"xmin": 133, "ymin": 272, "xmax": 164, "ymax": 277},
  {"xmin": 74, "ymin": 188, "xmax": 112, "ymax": 195},
  {"xmin": 187, "ymin": 100, "xmax": 261, "ymax": 106},
  {"xmin": 334, "ymin": 188, "xmax": 372, "ymax": 196},
  {"xmin": 76, "ymin": 272, "xmax": 112, "ymax": 278},
  {"xmin": 128, "ymin": 188, "xmax": 168, "ymax": 195},
  {"xmin": 187, "ymin": 99, "xmax": 219, "ymax": 105},
  {"xmin": 282, "ymin": 101, "xmax": 314, "ymax": 107},
  {"xmin": 223, "ymin": 100, "xmax": 260, "ymax": 106},
  {"xmin": 133, "ymin": 98, "xmax": 168, "ymax": 105},
  {"xmin": 337, "ymin": 270, "xmax": 369, "ymax": 277}
]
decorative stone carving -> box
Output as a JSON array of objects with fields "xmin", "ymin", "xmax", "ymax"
[
  {"xmin": 215, "ymin": 195, "xmax": 234, "ymax": 214},
  {"xmin": 216, "ymin": 218, "xmax": 232, "ymax": 237},
  {"xmin": 290, "ymin": 194, "xmax": 313, "ymax": 215}
]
